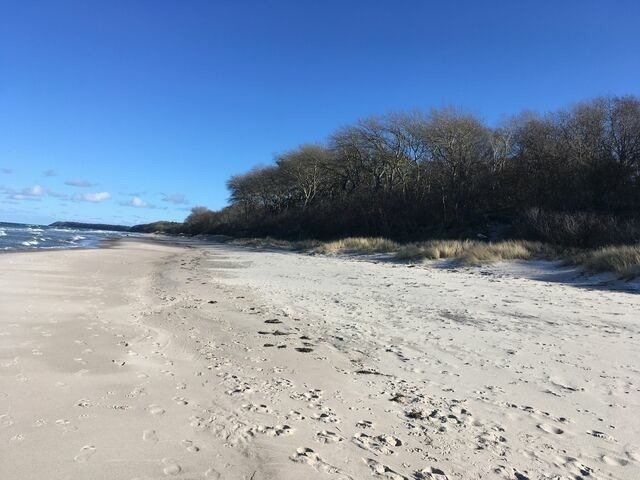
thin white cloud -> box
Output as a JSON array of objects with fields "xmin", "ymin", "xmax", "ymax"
[
  {"xmin": 43, "ymin": 169, "xmax": 57, "ymax": 177},
  {"xmin": 1, "ymin": 168, "xmax": 12, "ymax": 174},
  {"xmin": 1, "ymin": 184, "xmax": 56, "ymax": 201},
  {"xmin": 161, "ymin": 193, "xmax": 189, "ymax": 205},
  {"xmin": 73, "ymin": 191, "xmax": 111, "ymax": 203},
  {"xmin": 2, "ymin": 184, "xmax": 70, "ymax": 203},
  {"xmin": 8, "ymin": 194, "xmax": 41, "ymax": 201},
  {"xmin": 65, "ymin": 179, "xmax": 93, "ymax": 187},
  {"xmin": 25, "ymin": 184, "xmax": 46, "ymax": 196},
  {"xmin": 119, "ymin": 196, "xmax": 160, "ymax": 209},
  {"xmin": 121, "ymin": 196, "xmax": 148, "ymax": 207},
  {"xmin": 131, "ymin": 196, "xmax": 147, "ymax": 207}
]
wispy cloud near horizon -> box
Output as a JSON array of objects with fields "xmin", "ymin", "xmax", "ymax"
[
  {"xmin": 161, "ymin": 193, "xmax": 189, "ymax": 205},
  {"xmin": 43, "ymin": 169, "xmax": 57, "ymax": 177},
  {"xmin": 1, "ymin": 168, "xmax": 13, "ymax": 174},
  {"xmin": 2, "ymin": 184, "xmax": 48, "ymax": 201},
  {"xmin": 24, "ymin": 185, "xmax": 46, "ymax": 196},
  {"xmin": 73, "ymin": 192, "xmax": 111, "ymax": 203},
  {"xmin": 120, "ymin": 196, "xmax": 150, "ymax": 208},
  {"xmin": 119, "ymin": 196, "xmax": 168, "ymax": 210},
  {"xmin": 65, "ymin": 179, "xmax": 93, "ymax": 187}
]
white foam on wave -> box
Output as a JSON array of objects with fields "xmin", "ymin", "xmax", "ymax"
[
  {"xmin": 21, "ymin": 240, "xmax": 39, "ymax": 246},
  {"xmin": 71, "ymin": 235, "xmax": 86, "ymax": 241},
  {"xmin": 0, "ymin": 229, "xmax": 6, "ymax": 237}
]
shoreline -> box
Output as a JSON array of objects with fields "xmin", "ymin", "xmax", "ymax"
[
  {"xmin": 1, "ymin": 239, "xmax": 639, "ymax": 479},
  {"xmin": 0, "ymin": 237, "xmax": 124, "ymax": 255}
]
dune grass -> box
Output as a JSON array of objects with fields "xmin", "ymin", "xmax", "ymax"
[
  {"xmin": 314, "ymin": 237, "xmax": 400, "ymax": 254},
  {"xmin": 396, "ymin": 239, "xmax": 640, "ymax": 278},
  {"xmin": 458, "ymin": 241, "xmax": 557, "ymax": 265},
  {"xmin": 568, "ymin": 245, "xmax": 640, "ymax": 278},
  {"xmin": 395, "ymin": 239, "xmax": 555, "ymax": 264}
]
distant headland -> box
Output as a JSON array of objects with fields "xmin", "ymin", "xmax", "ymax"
[{"xmin": 49, "ymin": 221, "xmax": 182, "ymax": 234}]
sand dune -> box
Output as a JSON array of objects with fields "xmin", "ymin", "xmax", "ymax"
[{"xmin": 1, "ymin": 239, "xmax": 638, "ymax": 479}]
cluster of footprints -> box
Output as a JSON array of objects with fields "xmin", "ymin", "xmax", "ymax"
[
  {"xmin": 258, "ymin": 317, "xmax": 316, "ymax": 353},
  {"xmin": 285, "ymin": 385, "xmax": 446, "ymax": 480},
  {"xmin": 59, "ymin": 249, "xmax": 625, "ymax": 480},
  {"xmin": 137, "ymin": 253, "xmax": 452, "ymax": 479}
]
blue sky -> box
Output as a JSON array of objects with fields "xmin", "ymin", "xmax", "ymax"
[{"xmin": 1, "ymin": 0, "xmax": 639, "ymax": 225}]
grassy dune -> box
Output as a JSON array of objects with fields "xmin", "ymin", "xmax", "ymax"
[
  {"xmin": 568, "ymin": 245, "xmax": 640, "ymax": 278},
  {"xmin": 395, "ymin": 240, "xmax": 556, "ymax": 264},
  {"xmin": 227, "ymin": 236, "xmax": 640, "ymax": 278},
  {"xmin": 314, "ymin": 237, "xmax": 399, "ymax": 254}
]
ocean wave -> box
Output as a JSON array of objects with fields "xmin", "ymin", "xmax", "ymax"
[{"xmin": 0, "ymin": 225, "xmax": 137, "ymax": 251}]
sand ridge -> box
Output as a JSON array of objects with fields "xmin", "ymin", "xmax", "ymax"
[{"xmin": 0, "ymin": 239, "xmax": 639, "ymax": 479}]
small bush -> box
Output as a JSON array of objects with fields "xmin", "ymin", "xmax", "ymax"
[
  {"xmin": 395, "ymin": 244, "xmax": 426, "ymax": 260},
  {"xmin": 517, "ymin": 209, "xmax": 640, "ymax": 248},
  {"xmin": 293, "ymin": 239, "xmax": 322, "ymax": 251}
]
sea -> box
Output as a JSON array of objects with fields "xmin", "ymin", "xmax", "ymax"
[{"xmin": 0, "ymin": 222, "xmax": 137, "ymax": 251}]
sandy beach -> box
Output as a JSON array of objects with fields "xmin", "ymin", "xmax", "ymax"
[{"xmin": 1, "ymin": 239, "xmax": 638, "ymax": 480}]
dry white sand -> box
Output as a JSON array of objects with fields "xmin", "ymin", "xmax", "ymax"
[{"xmin": 0, "ymin": 239, "xmax": 638, "ymax": 480}]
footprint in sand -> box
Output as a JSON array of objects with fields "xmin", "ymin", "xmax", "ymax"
[
  {"xmin": 143, "ymin": 429, "xmax": 159, "ymax": 443},
  {"xmin": 290, "ymin": 447, "xmax": 346, "ymax": 476},
  {"xmin": 148, "ymin": 404, "xmax": 166, "ymax": 416},
  {"xmin": 587, "ymin": 430, "xmax": 616, "ymax": 442},
  {"xmin": 625, "ymin": 448, "xmax": 640, "ymax": 462},
  {"xmin": 162, "ymin": 458, "xmax": 182, "ymax": 475},
  {"xmin": 205, "ymin": 466, "xmax": 221, "ymax": 478},
  {"xmin": 74, "ymin": 445, "xmax": 96, "ymax": 462},
  {"xmin": 181, "ymin": 439, "xmax": 200, "ymax": 452},
  {"xmin": 242, "ymin": 403, "xmax": 273, "ymax": 414},
  {"xmin": 315, "ymin": 430, "xmax": 344, "ymax": 444},
  {"xmin": 356, "ymin": 420, "xmax": 373, "ymax": 429},
  {"xmin": 295, "ymin": 347, "xmax": 314, "ymax": 353},
  {"xmin": 537, "ymin": 423, "xmax": 564, "ymax": 434},
  {"xmin": 0, "ymin": 414, "xmax": 14, "ymax": 428},
  {"xmin": 352, "ymin": 433, "xmax": 401, "ymax": 455},
  {"xmin": 172, "ymin": 396, "xmax": 189, "ymax": 405},
  {"xmin": 256, "ymin": 424, "xmax": 294, "ymax": 436},
  {"xmin": 414, "ymin": 466, "xmax": 448, "ymax": 479},
  {"xmin": 364, "ymin": 458, "xmax": 408, "ymax": 479},
  {"xmin": 601, "ymin": 455, "xmax": 629, "ymax": 466},
  {"xmin": 55, "ymin": 419, "xmax": 72, "ymax": 428}
]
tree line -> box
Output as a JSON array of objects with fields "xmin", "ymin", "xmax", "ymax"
[{"xmin": 183, "ymin": 96, "xmax": 640, "ymax": 247}]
